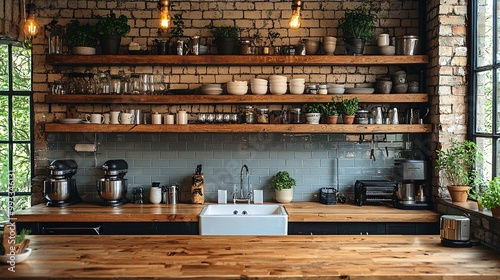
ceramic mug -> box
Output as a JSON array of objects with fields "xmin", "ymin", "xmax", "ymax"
[
  {"xmin": 377, "ymin": 34, "xmax": 390, "ymax": 47},
  {"xmin": 103, "ymin": 113, "xmax": 110, "ymax": 124},
  {"xmin": 110, "ymin": 111, "xmax": 120, "ymax": 124},
  {"xmin": 120, "ymin": 112, "xmax": 134, "ymax": 124},
  {"xmin": 86, "ymin": 113, "xmax": 104, "ymax": 124},
  {"xmin": 176, "ymin": 110, "xmax": 188, "ymax": 125}
]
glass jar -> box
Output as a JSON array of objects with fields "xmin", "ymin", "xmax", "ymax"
[
  {"xmin": 239, "ymin": 105, "xmax": 254, "ymax": 124},
  {"xmin": 256, "ymin": 108, "xmax": 269, "ymax": 124},
  {"xmin": 318, "ymin": 84, "xmax": 328, "ymax": 95},
  {"xmin": 239, "ymin": 40, "xmax": 253, "ymax": 55},
  {"xmin": 289, "ymin": 107, "xmax": 302, "ymax": 124},
  {"xmin": 48, "ymin": 24, "xmax": 64, "ymax": 54}
]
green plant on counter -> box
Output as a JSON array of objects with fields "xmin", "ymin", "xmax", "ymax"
[
  {"xmin": 65, "ymin": 20, "xmax": 97, "ymax": 47},
  {"xmin": 95, "ymin": 12, "xmax": 131, "ymax": 36},
  {"xmin": 271, "ymin": 171, "xmax": 296, "ymax": 191},
  {"xmin": 337, "ymin": 96, "xmax": 359, "ymax": 116},
  {"xmin": 305, "ymin": 103, "xmax": 323, "ymax": 114},
  {"xmin": 338, "ymin": 6, "xmax": 376, "ymax": 42},
  {"xmin": 435, "ymin": 140, "xmax": 483, "ymax": 187},
  {"xmin": 210, "ymin": 25, "xmax": 241, "ymax": 38},
  {"xmin": 478, "ymin": 177, "xmax": 500, "ymax": 210}
]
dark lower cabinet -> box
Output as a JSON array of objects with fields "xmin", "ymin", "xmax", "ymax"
[{"xmin": 289, "ymin": 222, "xmax": 439, "ymax": 235}]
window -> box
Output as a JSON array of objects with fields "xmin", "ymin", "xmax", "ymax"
[
  {"xmin": 470, "ymin": 0, "xmax": 499, "ymax": 181},
  {"xmin": 0, "ymin": 41, "xmax": 33, "ymax": 218}
]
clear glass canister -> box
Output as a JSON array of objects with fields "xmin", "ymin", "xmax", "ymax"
[
  {"xmin": 289, "ymin": 107, "xmax": 302, "ymax": 124},
  {"xmin": 239, "ymin": 105, "xmax": 254, "ymax": 124},
  {"xmin": 256, "ymin": 108, "xmax": 269, "ymax": 124},
  {"xmin": 49, "ymin": 24, "xmax": 64, "ymax": 54}
]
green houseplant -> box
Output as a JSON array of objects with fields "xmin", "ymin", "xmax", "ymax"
[
  {"xmin": 305, "ymin": 103, "xmax": 322, "ymax": 124},
  {"xmin": 321, "ymin": 99, "xmax": 339, "ymax": 124},
  {"xmin": 436, "ymin": 140, "xmax": 483, "ymax": 202},
  {"xmin": 338, "ymin": 6, "xmax": 376, "ymax": 55},
  {"xmin": 94, "ymin": 12, "xmax": 131, "ymax": 54},
  {"xmin": 337, "ymin": 97, "xmax": 358, "ymax": 124},
  {"xmin": 478, "ymin": 177, "xmax": 500, "ymax": 217},
  {"xmin": 271, "ymin": 171, "xmax": 296, "ymax": 203},
  {"xmin": 211, "ymin": 25, "xmax": 241, "ymax": 55},
  {"xmin": 65, "ymin": 20, "xmax": 97, "ymax": 55}
]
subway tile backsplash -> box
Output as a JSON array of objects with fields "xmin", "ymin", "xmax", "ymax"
[{"xmin": 44, "ymin": 133, "xmax": 415, "ymax": 203}]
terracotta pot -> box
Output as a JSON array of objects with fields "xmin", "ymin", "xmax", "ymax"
[
  {"xmin": 342, "ymin": 115, "xmax": 355, "ymax": 124},
  {"xmin": 275, "ymin": 188, "xmax": 293, "ymax": 203},
  {"xmin": 491, "ymin": 206, "xmax": 500, "ymax": 217},
  {"xmin": 325, "ymin": 115, "xmax": 338, "ymax": 124},
  {"xmin": 447, "ymin": 185, "xmax": 470, "ymax": 202}
]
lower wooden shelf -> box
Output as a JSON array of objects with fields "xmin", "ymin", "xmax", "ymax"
[{"xmin": 44, "ymin": 123, "xmax": 432, "ymax": 133}]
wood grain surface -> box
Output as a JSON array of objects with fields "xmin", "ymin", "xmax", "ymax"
[
  {"xmin": 1, "ymin": 235, "xmax": 499, "ymax": 279},
  {"xmin": 13, "ymin": 202, "xmax": 440, "ymax": 223}
]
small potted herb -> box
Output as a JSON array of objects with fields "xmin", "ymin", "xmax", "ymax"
[
  {"xmin": 478, "ymin": 177, "xmax": 500, "ymax": 217},
  {"xmin": 338, "ymin": 6, "xmax": 376, "ymax": 55},
  {"xmin": 337, "ymin": 96, "xmax": 358, "ymax": 124},
  {"xmin": 436, "ymin": 140, "xmax": 483, "ymax": 202},
  {"xmin": 321, "ymin": 100, "xmax": 339, "ymax": 124},
  {"xmin": 65, "ymin": 20, "xmax": 97, "ymax": 55},
  {"xmin": 305, "ymin": 103, "xmax": 322, "ymax": 124},
  {"xmin": 210, "ymin": 25, "xmax": 241, "ymax": 55},
  {"xmin": 94, "ymin": 12, "xmax": 131, "ymax": 54},
  {"xmin": 271, "ymin": 171, "xmax": 296, "ymax": 203}
]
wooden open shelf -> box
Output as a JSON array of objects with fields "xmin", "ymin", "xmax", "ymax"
[
  {"xmin": 44, "ymin": 94, "xmax": 429, "ymax": 105},
  {"xmin": 46, "ymin": 54, "xmax": 429, "ymax": 66},
  {"xmin": 44, "ymin": 123, "xmax": 432, "ymax": 134}
]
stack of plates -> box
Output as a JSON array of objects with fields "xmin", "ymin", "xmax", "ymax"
[
  {"xmin": 345, "ymin": 88, "xmax": 375, "ymax": 94},
  {"xmin": 59, "ymin": 118, "xmax": 83, "ymax": 124},
  {"xmin": 200, "ymin": 84, "xmax": 223, "ymax": 95}
]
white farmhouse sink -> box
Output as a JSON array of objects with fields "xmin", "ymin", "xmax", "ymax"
[{"xmin": 199, "ymin": 204, "xmax": 288, "ymax": 235}]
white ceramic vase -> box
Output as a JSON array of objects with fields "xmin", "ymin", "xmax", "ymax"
[
  {"xmin": 305, "ymin": 113, "xmax": 321, "ymax": 124},
  {"xmin": 275, "ymin": 188, "xmax": 293, "ymax": 203}
]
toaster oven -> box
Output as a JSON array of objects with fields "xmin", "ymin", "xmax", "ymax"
[{"xmin": 354, "ymin": 180, "xmax": 398, "ymax": 206}]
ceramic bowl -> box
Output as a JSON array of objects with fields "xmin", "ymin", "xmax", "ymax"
[
  {"xmin": 303, "ymin": 39, "xmax": 320, "ymax": 55},
  {"xmin": 0, "ymin": 248, "xmax": 32, "ymax": 264},
  {"xmin": 379, "ymin": 45, "xmax": 396, "ymax": 55},
  {"xmin": 289, "ymin": 84, "xmax": 305, "ymax": 94},
  {"xmin": 269, "ymin": 85, "xmax": 287, "ymax": 95},
  {"xmin": 251, "ymin": 84, "xmax": 268, "ymax": 95},
  {"xmin": 392, "ymin": 83, "xmax": 408, "ymax": 93}
]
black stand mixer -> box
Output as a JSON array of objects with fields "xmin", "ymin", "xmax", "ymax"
[
  {"xmin": 97, "ymin": 159, "xmax": 129, "ymax": 206},
  {"xmin": 44, "ymin": 159, "xmax": 82, "ymax": 207}
]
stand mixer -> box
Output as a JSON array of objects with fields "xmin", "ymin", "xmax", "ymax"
[
  {"xmin": 97, "ymin": 159, "xmax": 129, "ymax": 206},
  {"xmin": 44, "ymin": 159, "xmax": 82, "ymax": 207}
]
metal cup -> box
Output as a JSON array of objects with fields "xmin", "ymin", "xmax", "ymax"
[{"xmin": 190, "ymin": 36, "xmax": 200, "ymax": 55}]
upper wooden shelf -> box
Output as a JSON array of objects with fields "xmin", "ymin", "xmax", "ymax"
[
  {"xmin": 44, "ymin": 123, "xmax": 432, "ymax": 134},
  {"xmin": 44, "ymin": 94, "xmax": 428, "ymax": 104},
  {"xmin": 45, "ymin": 54, "xmax": 429, "ymax": 66}
]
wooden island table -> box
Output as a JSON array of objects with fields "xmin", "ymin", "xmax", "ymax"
[{"xmin": 1, "ymin": 235, "xmax": 499, "ymax": 279}]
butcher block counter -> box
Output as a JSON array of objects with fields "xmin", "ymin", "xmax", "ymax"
[
  {"xmin": 1, "ymin": 235, "xmax": 499, "ymax": 279},
  {"xmin": 12, "ymin": 202, "xmax": 440, "ymax": 223}
]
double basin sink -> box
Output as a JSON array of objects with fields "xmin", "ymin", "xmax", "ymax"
[{"xmin": 199, "ymin": 204, "xmax": 288, "ymax": 235}]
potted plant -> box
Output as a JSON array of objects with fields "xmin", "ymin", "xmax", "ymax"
[
  {"xmin": 321, "ymin": 99, "xmax": 339, "ymax": 124},
  {"xmin": 436, "ymin": 140, "xmax": 483, "ymax": 202},
  {"xmin": 338, "ymin": 6, "xmax": 376, "ymax": 55},
  {"xmin": 94, "ymin": 12, "xmax": 131, "ymax": 54},
  {"xmin": 337, "ymin": 97, "xmax": 358, "ymax": 124},
  {"xmin": 65, "ymin": 20, "xmax": 97, "ymax": 55},
  {"xmin": 271, "ymin": 171, "xmax": 296, "ymax": 203},
  {"xmin": 211, "ymin": 25, "xmax": 241, "ymax": 55},
  {"xmin": 478, "ymin": 177, "xmax": 500, "ymax": 217},
  {"xmin": 305, "ymin": 103, "xmax": 322, "ymax": 124},
  {"xmin": 267, "ymin": 30, "xmax": 281, "ymax": 54}
]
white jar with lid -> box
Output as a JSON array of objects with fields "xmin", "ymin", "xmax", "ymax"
[
  {"xmin": 149, "ymin": 186, "xmax": 162, "ymax": 204},
  {"xmin": 318, "ymin": 84, "xmax": 328, "ymax": 95}
]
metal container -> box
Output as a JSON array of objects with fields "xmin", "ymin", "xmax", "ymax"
[
  {"xmin": 97, "ymin": 178, "xmax": 128, "ymax": 203},
  {"xmin": 166, "ymin": 184, "xmax": 180, "ymax": 204},
  {"xmin": 44, "ymin": 179, "xmax": 72, "ymax": 202},
  {"xmin": 396, "ymin": 35, "xmax": 420, "ymax": 55},
  {"xmin": 396, "ymin": 182, "xmax": 415, "ymax": 204},
  {"xmin": 440, "ymin": 215, "xmax": 470, "ymax": 241},
  {"xmin": 394, "ymin": 159, "xmax": 426, "ymax": 180}
]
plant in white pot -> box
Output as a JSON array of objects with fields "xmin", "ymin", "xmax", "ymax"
[
  {"xmin": 305, "ymin": 103, "xmax": 322, "ymax": 124},
  {"xmin": 271, "ymin": 171, "xmax": 296, "ymax": 203},
  {"xmin": 65, "ymin": 20, "xmax": 97, "ymax": 55},
  {"xmin": 436, "ymin": 140, "xmax": 483, "ymax": 202}
]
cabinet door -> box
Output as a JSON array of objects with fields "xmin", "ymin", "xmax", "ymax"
[
  {"xmin": 337, "ymin": 223, "xmax": 386, "ymax": 235},
  {"xmin": 288, "ymin": 222, "xmax": 338, "ymax": 235},
  {"xmin": 40, "ymin": 222, "xmax": 102, "ymax": 235},
  {"xmin": 102, "ymin": 222, "xmax": 157, "ymax": 235},
  {"xmin": 157, "ymin": 222, "xmax": 199, "ymax": 235}
]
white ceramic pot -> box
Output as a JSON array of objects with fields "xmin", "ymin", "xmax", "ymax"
[
  {"xmin": 305, "ymin": 113, "xmax": 321, "ymax": 124},
  {"xmin": 72, "ymin": 46, "xmax": 96, "ymax": 55},
  {"xmin": 275, "ymin": 188, "xmax": 293, "ymax": 203}
]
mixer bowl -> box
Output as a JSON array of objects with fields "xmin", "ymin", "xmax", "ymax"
[
  {"xmin": 396, "ymin": 183, "xmax": 415, "ymax": 204},
  {"xmin": 97, "ymin": 178, "xmax": 127, "ymax": 202},
  {"xmin": 44, "ymin": 179, "xmax": 72, "ymax": 202}
]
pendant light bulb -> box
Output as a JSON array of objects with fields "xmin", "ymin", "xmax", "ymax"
[
  {"xmin": 23, "ymin": 2, "xmax": 40, "ymax": 37},
  {"xmin": 159, "ymin": 0, "xmax": 171, "ymax": 29},
  {"xmin": 288, "ymin": 0, "xmax": 302, "ymax": 30}
]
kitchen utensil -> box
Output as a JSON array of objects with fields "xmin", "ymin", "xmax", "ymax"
[
  {"xmin": 396, "ymin": 35, "xmax": 420, "ymax": 55},
  {"xmin": 396, "ymin": 183, "xmax": 415, "ymax": 204},
  {"xmin": 44, "ymin": 159, "xmax": 82, "ymax": 207},
  {"xmin": 97, "ymin": 159, "xmax": 129, "ymax": 206},
  {"xmin": 440, "ymin": 215, "xmax": 472, "ymax": 247}
]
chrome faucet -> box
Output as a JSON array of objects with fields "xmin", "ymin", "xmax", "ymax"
[{"xmin": 233, "ymin": 164, "xmax": 252, "ymax": 203}]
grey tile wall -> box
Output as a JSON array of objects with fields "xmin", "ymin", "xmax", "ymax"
[{"xmin": 46, "ymin": 133, "xmax": 416, "ymax": 203}]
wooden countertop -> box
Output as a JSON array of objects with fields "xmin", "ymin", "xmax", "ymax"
[
  {"xmin": 1, "ymin": 235, "xmax": 499, "ymax": 279},
  {"xmin": 12, "ymin": 202, "xmax": 440, "ymax": 223}
]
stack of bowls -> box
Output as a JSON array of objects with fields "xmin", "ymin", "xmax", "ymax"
[
  {"xmin": 322, "ymin": 36, "xmax": 337, "ymax": 55},
  {"xmin": 327, "ymin": 84, "xmax": 345, "ymax": 94},
  {"xmin": 289, "ymin": 78, "xmax": 306, "ymax": 94},
  {"xmin": 200, "ymin": 84, "xmax": 223, "ymax": 95},
  {"xmin": 250, "ymin": 78, "xmax": 268, "ymax": 95},
  {"xmin": 391, "ymin": 70, "xmax": 408, "ymax": 93},
  {"xmin": 227, "ymin": 81, "xmax": 248, "ymax": 95},
  {"xmin": 268, "ymin": 75, "xmax": 288, "ymax": 95},
  {"xmin": 303, "ymin": 39, "xmax": 320, "ymax": 55}
]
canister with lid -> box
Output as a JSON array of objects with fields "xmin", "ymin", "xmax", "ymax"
[
  {"xmin": 289, "ymin": 107, "xmax": 302, "ymax": 124},
  {"xmin": 239, "ymin": 105, "xmax": 255, "ymax": 124},
  {"xmin": 256, "ymin": 108, "xmax": 269, "ymax": 124}
]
